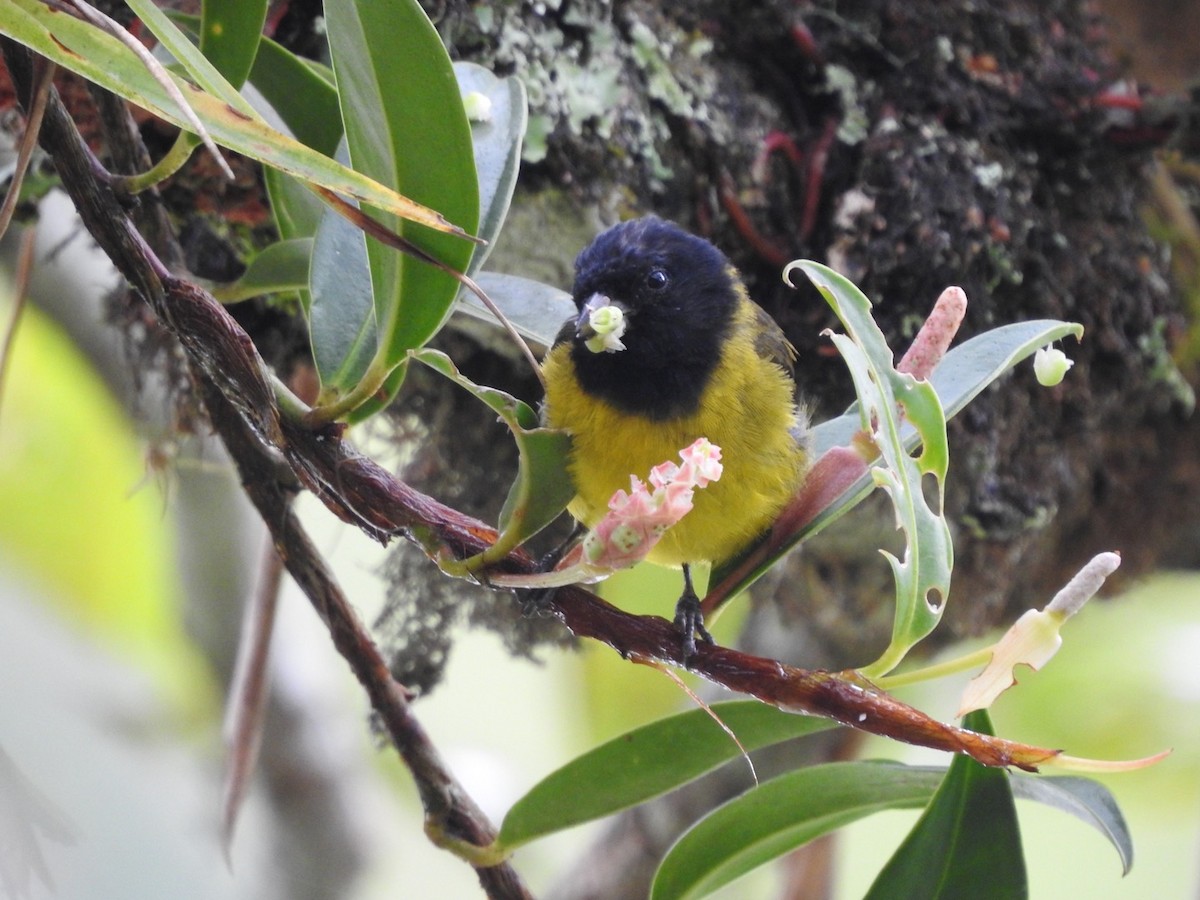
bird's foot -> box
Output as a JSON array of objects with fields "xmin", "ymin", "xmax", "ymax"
[{"xmin": 673, "ymin": 588, "xmax": 715, "ymax": 664}]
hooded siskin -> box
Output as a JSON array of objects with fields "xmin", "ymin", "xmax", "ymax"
[{"xmin": 541, "ymin": 216, "xmax": 809, "ymax": 568}]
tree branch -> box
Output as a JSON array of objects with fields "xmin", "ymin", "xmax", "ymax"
[{"xmin": 1, "ymin": 39, "xmax": 530, "ymax": 900}]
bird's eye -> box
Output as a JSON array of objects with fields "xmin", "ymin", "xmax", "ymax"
[{"xmin": 645, "ymin": 268, "xmax": 669, "ymax": 291}]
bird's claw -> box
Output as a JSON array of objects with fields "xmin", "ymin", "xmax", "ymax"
[{"xmin": 673, "ymin": 590, "xmax": 715, "ymax": 664}]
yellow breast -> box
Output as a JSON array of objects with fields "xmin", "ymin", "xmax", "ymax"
[{"xmin": 541, "ymin": 305, "xmax": 807, "ymax": 567}]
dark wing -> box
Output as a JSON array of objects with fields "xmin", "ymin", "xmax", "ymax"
[{"xmin": 749, "ymin": 300, "xmax": 797, "ymax": 378}]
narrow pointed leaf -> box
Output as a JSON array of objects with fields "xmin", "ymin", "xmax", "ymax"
[
  {"xmin": 864, "ymin": 710, "xmax": 1026, "ymax": 900},
  {"xmin": 248, "ymin": 42, "xmax": 340, "ymax": 155},
  {"xmin": 651, "ymin": 762, "xmax": 944, "ymax": 900},
  {"xmin": 498, "ymin": 701, "xmax": 836, "ymax": 851},
  {"xmin": 167, "ymin": 11, "xmax": 342, "ymax": 157},
  {"xmin": 254, "ymin": 43, "xmax": 337, "ymax": 243},
  {"xmin": 123, "ymin": 0, "xmax": 258, "ymax": 115},
  {"xmin": 325, "ymin": 0, "xmax": 479, "ymax": 379},
  {"xmin": 0, "ymin": 0, "xmax": 468, "ymax": 236},
  {"xmin": 1009, "ymin": 774, "xmax": 1133, "ymax": 875}
]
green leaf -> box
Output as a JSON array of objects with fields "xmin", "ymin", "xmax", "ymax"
[
  {"xmin": 0, "ymin": 0, "xmax": 467, "ymax": 236},
  {"xmin": 352, "ymin": 61, "xmax": 529, "ymax": 418},
  {"xmin": 310, "ymin": 179, "xmax": 376, "ymax": 389},
  {"xmin": 410, "ymin": 349, "xmax": 573, "ymax": 555},
  {"xmin": 455, "ymin": 272, "xmax": 573, "ymax": 349},
  {"xmin": 782, "ymin": 319, "xmax": 1087, "ymax": 562},
  {"xmin": 240, "ymin": 27, "xmax": 342, "ymax": 156},
  {"xmin": 325, "ymin": 0, "xmax": 480, "ymax": 382},
  {"xmin": 708, "ymin": 307, "xmax": 1084, "ymax": 608},
  {"xmin": 645, "ymin": 755, "xmax": 1128, "ymax": 898},
  {"xmin": 495, "ymin": 425, "xmax": 575, "ymax": 541},
  {"xmin": 710, "ymin": 315, "xmax": 1087, "ymax": 613},
  {"xmin": 199, "ymin": 0, "xmax": 267, "ymax": 90},
  {"xmin": 651, "ymin": 762, "xmax": 942, "ymax": 900},
  {"xmin": 791, "ymin": 262, "xmax": 953, "ymax": 677},
  {"xmin": 1009, "ymin": 775, "xmax": 1133, "ymax": 876},
  {"xmin": 162, "ymin": 4, "xmax": 333, "ymax": 331},
  {"xmin": 811, "ymin": 319, "xmax": 1086, "ymax": 456},
  {"xmin": 704, "ymin": 285, "xmax": 1088, "ymax": 694},
  {"xmin": 452, "ymin": 63, "xmax": 528, "ymax": 277},
  {"xmin": 243, "ymin": 26, "xmax": 340, "ymax": 243},
  {"xmin": 211, "ymin": 237, "xmax": 311, "ymax": 304},
  {"xmin": 864, "ymin": 709, "xmax": 1027, "ymax": 900},
  {"xmin": 498, "ymin": 701, "xmax": 836, "ymax": 850},
  {"xmin": 123, "ymin": 0, "xmax": 257, "ymax": 115}
]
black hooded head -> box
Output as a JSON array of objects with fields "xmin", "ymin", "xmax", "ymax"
[{"xmin": 564, "ymin": 216, "xmax": 740, "ymax": 420}]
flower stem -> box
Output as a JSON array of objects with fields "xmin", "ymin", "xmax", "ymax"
[{"xmin": 873, "ymin": 645, "xmax": 993, "ymax": 690}]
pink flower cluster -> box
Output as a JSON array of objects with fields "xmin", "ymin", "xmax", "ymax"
[
  {"xmin": 487, "ymin": 439, "xmax": 723, "ymax": 590},
  {"xmin": 575, "ymin": 438, "xmax": 723, "ymax": 571}
]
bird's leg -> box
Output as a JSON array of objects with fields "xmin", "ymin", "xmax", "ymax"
[
  {"xmin": 519, "ymin": 521, "xmax": 586, "ymax": 616},
  {"xmin": 674, "ymin": 563, "xmax": 715, "ymax": 662}
]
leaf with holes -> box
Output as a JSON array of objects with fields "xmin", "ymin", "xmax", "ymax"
[{"xmin": 709, "ymin": 317, "xmax": 1084, "ymax": 603}]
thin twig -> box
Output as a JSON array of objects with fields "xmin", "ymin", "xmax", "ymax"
[
  {"xmin": 0, "ymin": 56, "xmax": 54, "ymax": 242},
  {"xmin": 200, "ymin": 378, "xmax": 531, "ymax": 897},
  {"xmin": 65, "ymin": 0, "xmax": 235, "ymax": 182},
  {"xmin": 221, "ymin": 533, "xmax": 284, "ymax": 861}
]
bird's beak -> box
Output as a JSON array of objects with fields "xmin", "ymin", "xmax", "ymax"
[{"xmin": 575, "ymin": 292, "xmax": 614, "ymax": 340}]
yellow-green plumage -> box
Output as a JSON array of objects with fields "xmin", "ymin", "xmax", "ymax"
[{"xmin": 541, "ymin": 216, "xmax": 809, "ymax": 572}]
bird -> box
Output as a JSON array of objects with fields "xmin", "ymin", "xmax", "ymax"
[{"xmin": 540, "ymin": 215, "xmax": 810, "ymax": 659}]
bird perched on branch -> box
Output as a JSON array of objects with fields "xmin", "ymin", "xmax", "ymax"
[{"xmin": 541, "ymin": 216, "xmax": 810, "ymax": 658}]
